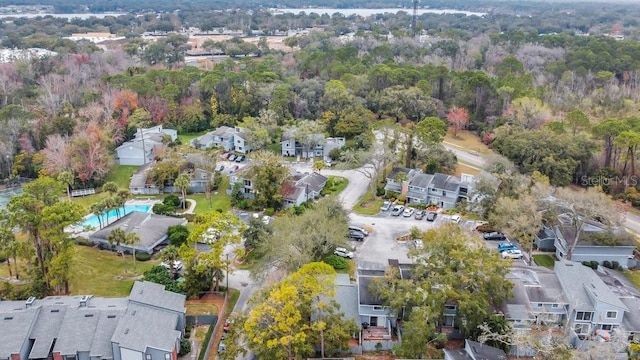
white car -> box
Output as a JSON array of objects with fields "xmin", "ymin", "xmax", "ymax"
[
  {"xmin": 380, "ymin": 201, "xmax": 392, "ymax": 212},
  {"xmin": 262, "ymin": 215, "xmax": 270, "ymax": 225},
  {"xmin": 500, "ymin": 250, "xmax": 523, "ymax": 259},
  {"xmin": 450, "ymin": 214, "xmax": 461, "ymax": 223},
  {"xmin": 412, "ymin": 240, "xmax": 424, "ymax": 249},
  {"xmin": 391, "ymin": 205, "xmax": 405, "ymax": 216},
  {"xmin": 334, "ymin": 247, "xmax": 354, "ymax": 259},
  {"xmin": 403, "ymin": 207, "xmax": 415, "ymax": 217},
  {"xmin": 161, "ymin": 260, "xmax": 183, "ymax": 271}
]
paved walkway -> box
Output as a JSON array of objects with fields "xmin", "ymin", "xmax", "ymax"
[{"xmin": 183, "ymin": 199, "xmax": 197, "ymax": 214}]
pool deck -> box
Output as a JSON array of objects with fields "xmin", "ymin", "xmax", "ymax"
[{"xmin": 66, "ymin": 199, "xmax": 162, "ymax": 238}]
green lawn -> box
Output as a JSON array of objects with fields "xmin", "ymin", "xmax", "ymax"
[
  {"xmin": 624, "ymin": 270, "xmax": 640, "ymax": 289},
  {"xmin": 322, "ymin": 176, "xmax": 348, "ymax": 197},
  {"xmin": 72, "ymin": 192, "xmax": 110, "ymax": 212},
  {"xmin": 353, "ymin": 190, "xmax": 384, "ymax": 215},
  {"xmin": 189, "ymin": 176, "xmax": 232, "ymax": 214},
  {"xmin": 104, "ymin": 165, "xmax": 139, "ymax": 189},
  {"xmin": 178, "ymin": 131, "xmax": 208, "ymax": 145},
  {"xmin": 533, "ymin": 254, "xmax": 555, "ymax": 269},
  {"xmin": 69, "ymin": 245, "xmax": 160, "ymax": 296}
]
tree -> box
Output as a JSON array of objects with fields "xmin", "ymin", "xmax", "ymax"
[
  {"xmin": 446, "ymin": 106, "xmax": 470, "ymax": 138},
  {"xmin": 247, "ymin": 150, "xmax": 289, "ymax": 209},
  {"xmin": 174, "ymin": 173, "xmax": 191, "ymax": 210},
  {"xmin": 7, "ymin": 177, "xmax": 83, "ymax": 292},
  {"xmin": 505, "ymin": 97, "xmax": 551, "ymax": 130},
  {"xmin": 181, "ymin": 211, "xmax": 245, "ymax": 294},
  {"xmin": 241, "ymin": 263, "xmax": 357, "ymax": 360},
  {"xmin": 102, "ymin": 181, "xmax": 119, "ymax": 196},
  {"xmin": 553, "ymin": 187, "xmax": 621, "ymax": 260},
  {"xmin": 565, "ymin": 109, "xmax": 590, "ymax": 136},
  {"xmin": 253, "ymin": 197, "xmax": 349, "ymax": 277},
  {"xmin": 370, "ymin": 225, "xmax": 512, "ymax": 357},
  {"xmin": 57, "ymin": 171, "xmax": 74, "ymax": 202},
  {"xmin": 122, "ymin": 231, "xmax": 141, "ymax": 269},
  {"xmin": 592, "ymin": 118, "xmax": 628, "ymax": 169},
  {"xmin": 69, "ymin": 122, "xmax": 114, "ymax": 184},
  {"xmin": 167, "ymin": 225, "xmax": 189, "ymax": 247},
  {"xmin": 243, "ymin": 217, "xmax": 272, "ymax": 255},
  {"xmin": 107, "ymin": 228, "xmax": 126, "ymax": 258},
  {"xmin": 490, "ymin": 193, "xmax": 544, "ymax": 265},
  {"xmin": 313, "ymin": 159, "xmax": 325, "ymax": 174},
  {"xmin": 0, "ymin": 211, "xmax": 16, "ymax": 279},
  {"xmin": 159, "ymin": 245, "xmax": 180, "ymax": 273}
]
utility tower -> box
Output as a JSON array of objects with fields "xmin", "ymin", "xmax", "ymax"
[{"xmin": 412, "ymin": 0, "xmax": 419, "ymax": 37}]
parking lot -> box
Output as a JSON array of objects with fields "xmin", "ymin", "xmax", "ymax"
[{"xmin": 347, "ymin": 208, "xmax": 486, "ymax": 269}]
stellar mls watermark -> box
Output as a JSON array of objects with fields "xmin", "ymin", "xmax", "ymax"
[{"xmin": 579, "ymin": 175, "xmax": 638, "ymax": 187}]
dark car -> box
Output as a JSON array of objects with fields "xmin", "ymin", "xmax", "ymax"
[
  {"xmin": 483, "ymin": 232, "xmax": 507, "ymax": 241},
  {"xmin": 348, "ymin": 230, "xmax": 366, "ymax": 241},
  {"xmin": 426, "ymin": 212, "xmax": 437, "ymax": 221},
  {"xmin": 414, "ymin": 210, "xmax": 426, "ymax": 220}
]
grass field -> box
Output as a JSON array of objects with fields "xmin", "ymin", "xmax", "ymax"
[
  {"xmin": 186, "ymin": 302, "xmax": 220, "ymax": 316},
  {"xmin": 104, "ymin": 165, "xmax": 139, "ymax": 189},
  {"xmin": 533, "ymin": 254, "xmax": 555, "ymax": 269},
  {"xmin": 444, "ymin": 130, "xmax": 493, "ymax": 155},
  {"xmin": 178, "ymin": 131, "xmax": 208, "ymax": 145},
  {"xmin": 189, "ymin": 176, "xmax": 232, "ymax": 214},
  {"xmin": 69, "ymin": 245, "xmax": 160, "ymax": 296},
  {"xmin": 353, "ymin": 190, "xmax": 384, "ymax": 215},
  {"xmin": 624, "ymin": 270, "xmax": 640, "ymax": 289},
  {"xmin": 454, "ymin": 162, "xmax": 481, "ymax": 177}
]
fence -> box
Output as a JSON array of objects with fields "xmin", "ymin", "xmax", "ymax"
[
  {"xmin": 186, "ymin": 315, "xmax": 218, "ymax": 325},
  {"xmin": 71, "ymin": 188, "xmax": 96, "ymax": 197},
  {"xmin": 201, "ymin": 293, "xmax": 229, "ymax": 360}
]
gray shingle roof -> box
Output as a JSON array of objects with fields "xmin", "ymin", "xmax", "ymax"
[
  {"xmin": 111, "ymin": 304, "xmax": 180, "ymax": 352},
  {"xmin": 129, "ymin": 281, "xmax": 186, "ymax": 314},
  {"xmin": 431, "ymin": 173, "xmax": 460, "ymax": 191},
  {"xmin": 409, "ymin": 174, "xmax": 433, "ymax": 189},
  {"xmin": 90, "ymin": 310, "xmax": 125, "ymax": 358},
  {"xmin": 554, "ymin": 260, "xmax": 628, "ymax": 311},
  {"xmin": 296, "ymin": 172, "xmax": 328, "ymax": 193},
  {"xmin": 621, "ymin": 297, "xmax": 640, "ymax": 332},
  {"xmin": 0, "ymin": 309, "xmax": 38, "ymax": 359},
  {"xmin": 28, "ymin": 305, "xmax": 68, "ymax": 358},
  {"xmin": 331, "ymin": 274, "xmax": 359, "ymax": 326},
  {"xmin": 54, "ymin": 308, "xmax": 101, "ymax": 355},
  {"xmin": 212, "ymin": 126, "xmax": 235, "ymax": 138},
  {"xmin": 90, "ymin": 212, "xmax": 187, "ymax": 252},
  {"xmin": 465, "ymin": 339, "xmax": 508, "ymax": 360}
]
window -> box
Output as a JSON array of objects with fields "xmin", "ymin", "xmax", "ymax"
[
  {"xmin": 146, "ymin": 355, "xmax": 151, "ymax": 360},
  {"xmin": 606, "ymin": 311, "xmax": 617, "ymax": 319},
  {"xmin": 576, "ymin": 312, "xmax": 593, "ymax": 321},
  {"xmin": 373, "ymin": 306, "xmax": 384, "ymax": 311},
  {"xmin": 574, "ymin": 323, "xmax": 590, "ymax": 334},
  {"xmin": 165, "ymin": 354, "xmax": 170, "ymax": 360},
  {"xmin": 552, "ymin": 304, "xmax": 559, "ymax": 308},
  {"xmin": 601, "ymin": 324, "xmax": 613, "ymax": 331},
  {"xmin": 537, "ymin": 303, "xmax": 543, "ymax": 307},
  {"xmin": 244, "ymin": 180, "xmax": 251, "ymax": 186}
]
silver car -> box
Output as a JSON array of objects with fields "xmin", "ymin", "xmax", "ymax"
[{"xmin": 334, "ymin": 247, "xmax": 354, "ymax": 259}]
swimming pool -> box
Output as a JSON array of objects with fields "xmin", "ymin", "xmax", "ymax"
[{"xmin": 80, "ymin": 205, "xmax": 151, "ymax": 229}]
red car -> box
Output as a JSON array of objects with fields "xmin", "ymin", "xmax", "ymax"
[{"xmin": 223, "ymin": 321, "xmax": 232, "ymax": 332}]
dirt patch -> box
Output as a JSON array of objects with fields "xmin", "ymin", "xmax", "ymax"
[{"xmin": 186, "ymin": 293, "xmax": 225, "ymax": 316}]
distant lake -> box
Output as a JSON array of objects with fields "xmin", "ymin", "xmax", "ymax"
[
  {"xmin": 0, "ymin": 13, "xmax": 127, "ymax": 19},
  {"xmin": 273, "ymin": 8, "xmax": 487, "ymax": 17}
]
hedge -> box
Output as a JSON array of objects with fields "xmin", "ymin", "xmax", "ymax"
[
  {"xmin": 197, "ymin": 325, "xmax": 214, "ymax": 360},
  {"xmin": 135, "ymin": 252, "xmax": 151, "ymax": 262}
]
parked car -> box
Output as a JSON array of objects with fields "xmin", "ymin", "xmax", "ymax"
[
  {"xmin": 501, "ymin": 249, "xmax": 524, "ymax": 259},
  {"xmin": 412, "ymin": 239, "xmax": 424, "ymax": 249},
  {"xmin": 380, "ymin": 201, "xmax": 392, "ymax": 212},
  {"xmin": 228, "ymin": 154, "xmax": 237, "ymax": 161},
  {"xmin": 235, "ymin": 155, "xmax": 245, "ymax": 162},
  {"xmin": 414, "ymin": 210, "xmax": 426, "ymax": 220},
  {"xmin": 403, "ymin": 207, "xmax": 415, "ymax": 217},
  {"xmin": 483, "ymin": 232, "xmax": 507, "ymax": 241},
  {"xmin": 349, "ymin": 225, "xmax": 369, "ymax": 236},
  {"xmin": 223, "ymin": 321, "xmax": 232, "ymax": 332},
  {"xmin": 160, "ymin": 260, "xmax": 183, "ymax": 271},
  {"xmin": 450, "ymin": 214, "xmax": 461, "ymax": 223},
  {"xmin": 334, "ymin": 247, "xmax": 354, "ymax": 259},
  {"xmin": 391, "ymin": 205, "xmax": 405, "ymax": 216},
  {"xmin": 426, "ymin": 212, "xmax": 438, "ymax": 221},
  {"xmin": 215, "ymin": 164, "xmax": 224, "ymax": 172},
  {"xmin": 262, "ymin": 215, "xmax": 271, "ymax": 225},
  {"xmin": 218, "ymin": 342, "xmax": 226, "ymax": 353},
  {"xmin": 497, "ymin": 243, "xmax": 519, "ymax": 252},
  {"xmin": 348, "ymin": 230, "xmax": 366, "ymax": 241}
]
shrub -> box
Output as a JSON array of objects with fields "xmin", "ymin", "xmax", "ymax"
[
  {"xmin": 164, "ymin": 194, "xmax": 181, "ymax": 207},
  {"xmin": 396, "ymin": 194, "xmax": 407, "ymax": 204},
  {"xmin": 264, "ymin": 208, "xmax": 275, "ymax": 216},
  {"xmin": 589, "ymin": 261, "xmax": 599, "ymax": 269},
  {"xmin": 612, "ymin": 261, "xmax": 620, "ymax": 270},
  {"xmin": 153, "ymin": 203, "xmax": 176, "ymax": 216},
  {"xmin": 197, "ymin": 326, "xmax": 215, "ymax": 360},
  {"xmin": 167, "ymin": 225, "xmax": 189, "ymax": 247},
  {"xmin": 476, "ymin": 223, "xmax": 496, "ymax": 233},
  {"xmin": 135, "ymin": 252, "xmax": 151, "ymax": 262},
  {"xmin": 178, "ymin": 339, "xmax": 192, "ymax": 356},
  {"xmin": 582, "ymin": 261, "xmax": 590, "ymax": 268},
  {"xmin": 0, "ymin": 252, "xmax": 6, "ymax": 263},
  {"xmin": 376, "ymin": 185, "xmax": 386, "ymax": 197},
  {"xmin": 603, "ymin": 260, "xmax": 612, "ymax": 269},
  {"xmin": 74, "ymin": 237, "xmax": 93, "ymax": 247},
  {"xmin": 323, "ymin": 254, "xmax": 348, "ymax": 270}
]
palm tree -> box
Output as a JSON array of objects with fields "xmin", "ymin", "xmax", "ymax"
[
  {"xmin": 57, "ymin": 171, "xmax": 75, "ymax": 202},
  {"xmin": 159, "ymin": 245, "xmax": 180, "ymax": 273},
  {"xmin": 107, "ymin": 228, "xmax": 126, "ymax": 258},
  {"xmin": 174, "ymin": 173, "xmax": 191, "ymax": 210},
  {"xmin": 117, "ymin": 189, "xmax": 131, "ymax": 216},
  {"xmin": 102, "ymin": 181, "xmax": 119, "ymax": 196},
  {"xmin": 90, "ymin": 202, "xmax": 105, "ymax": 229},
  {"xmin": 102, "ymin": 197, "xmax": 117, "ymax": 225},
  {"xmin": 123, "ymin": 231, "xmax": 141, "ymax": 269}
]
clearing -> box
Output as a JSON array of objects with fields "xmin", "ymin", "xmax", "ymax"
[{"xmin": 444, "ymin": 130, "xmax": 493, "ymax": 155}]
